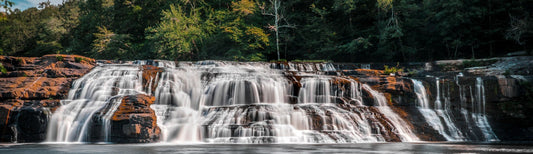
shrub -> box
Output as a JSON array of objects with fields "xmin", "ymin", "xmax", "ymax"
[
  {"xmin": 75, "ymin": 57, "xmax": 84, "ymax": 63},
  {"xmin": 0, "ymin": 63, "xmax": 7, "ymax": 74},
  {"xmin": 56, "ymin": 56, "xmax": 64, "ymax": 61},
  {"xmin": 383, "ymin": 63, "xmax": 404, "ymax": 74}
]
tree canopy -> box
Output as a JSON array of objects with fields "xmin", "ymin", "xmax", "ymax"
[{"xmin": 0, "ymin": 0, "xmax": 531, "ymax": 62}]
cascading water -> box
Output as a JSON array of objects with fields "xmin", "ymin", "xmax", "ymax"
[
  {"xmin": 412, "ymin": 79, "xmax": 463, "ymax": 141},
  {"xmin": 151, "ymin": 64, "xmax": 396, "ymax": 143},
  {"xmin": 46, "ymin": 65, "xmax": 144, "ymax": 142},
  {"xmin": 472, "ymin": 77, "xmax": 499, "ymax": 141},
  {"xmin": 361, "ymin": 84, "xmax": 419, "ymax": 142},
  {"xmin": 45, "ymin": 60, "xmax": 500, "ymax": 143}
]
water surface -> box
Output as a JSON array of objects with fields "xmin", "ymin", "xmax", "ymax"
[{"xmin": 2, "ymin": 142, "xmax": 533, "ymax": 153}]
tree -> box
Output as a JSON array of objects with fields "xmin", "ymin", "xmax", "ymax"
[
  {"xmin": 261, "ymin": 0, "xmax": 294, "ymax": 60},
  {"xmin": 0, "ymin": 0, "xmax": 13, "ymax": 11},
  {"xmin": 91, "ymin": 26, "xmax": 131, "ymax": 59},
  {"xmin": 505, "ymin": 11, "xmax": 533, "ymax": 54},
  {"xmin": 145, "ymin": 4, "xmax": 207, "ymax": 60},
  {"xmin": 0, "ymin": 0, "xmax": 12, "ymax": 22}
]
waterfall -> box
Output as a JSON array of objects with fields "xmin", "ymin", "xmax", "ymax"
[
  {"xmin": 412, "ymin": 79, "xmax": 463, "ymax": 141},
  {"xmin": 151, "ymin": 65, "xmax": 387, "ymax": 143},
  {"xmin": 45, "ymin": 60, "xmax": 503, "ymax": 143},
  {"xmin": 362, "ymin": 84, "xmax": 420, "ymax": 142},
  {"xmin": 473, "ymin": 77, "xmax": 499, "ymax": 141},
  {"xmin": 298, "ymin": 78, "xmax": 332, "ymax": 103},
  {"xmin": 45, "ymin": 62, "xmax": 421, "ymax": 143},
  {"xmin": 46, "ymin": 65, "xmax": 144, "ymax": 142}
]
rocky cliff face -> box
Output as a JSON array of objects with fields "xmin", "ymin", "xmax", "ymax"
[{"xmin": 0, "ymin": 54, "xmax": 95, "ymax": 142}]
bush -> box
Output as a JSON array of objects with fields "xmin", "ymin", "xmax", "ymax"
[
  {"xmin": 247, "ymin": 53, "xmax": 265, "ymax": 62},
  {"xmin": 383, "ymin": 63, "xmax": 404, "ymax": 74},
  {"xmin": 75, "ymin": 57, "xmax": 84, "ymax": 63},
  {"xmin": 0, "ymin": 63, "xmax": 7, "ymax": 74},
  {"xmin": 56, "ymin": 56, "xmax": 64, "ymax": 61}
]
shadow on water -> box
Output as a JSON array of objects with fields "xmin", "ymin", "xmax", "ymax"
[{"xmin": 2, "ymin": 142, "xmax": 533, "ymax": 154}]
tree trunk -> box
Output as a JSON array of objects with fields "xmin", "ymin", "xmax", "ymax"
[
  {"xmin": 471, "ymin": 46, "xmax": 475, "ymax": 59},
  {"xmin": 454, "ymin": 43, "xmax": 459, "ymax": 59},
  {"xmin": 274, "ymin": 0, "xmax": 280, "ymax": 60}
]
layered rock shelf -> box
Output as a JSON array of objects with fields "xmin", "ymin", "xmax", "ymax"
[
  {"xmin": 0, "ymin": 54, "xmax": 95, "ymax": 142},
  {"xmin": 1, "ymin": 55, "xmax": 532, "ymax": 143}
]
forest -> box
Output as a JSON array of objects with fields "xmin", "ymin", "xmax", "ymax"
[{"xmin": 0, "ymin": 0, "xmax": 532, "ymax": 62}]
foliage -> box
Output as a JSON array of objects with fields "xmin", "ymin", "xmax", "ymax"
[
  {"xmin": 0, "ymin": 0, "xmax": 13, "ymax": 10},
  {"xmin": 0, "ymin": 63, "xmax": 7, "ymax": 74},
  {"xmin": 383, "ymin": 64, "xmax": 403, "ymax": 74},
  {"xmin": 56, "ymin": 55, "xmax": 64, "ymax": 61},
  {"xmin": 91, "ymin": 26, "xmax": 131, "ymax": 60},
  {"xmin": 0, "ymin": 0, "xmax": 531, "ymax": 62},
  {"xmin": 74, "ymin": 57, "xmax": 84, "ymax": 63},
  {"xmin": 145, "ymin": 4, "xmax": 206, "ymax": 60}
]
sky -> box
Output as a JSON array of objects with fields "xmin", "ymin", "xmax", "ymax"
[{"xmin": 4, "ymin": 0, "xmax": 63, "ymax": 11}]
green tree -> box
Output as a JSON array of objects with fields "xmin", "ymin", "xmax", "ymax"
[
  {"xmin": 146, "ymin": 4, "xmax": 207, "ymax": 60},
  {"xmin": 91, "ymin": 26, "xmax": 131, "ymax": 59}
]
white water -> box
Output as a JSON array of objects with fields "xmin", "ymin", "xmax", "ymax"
[
  {"xmin": 46, "ymin": 65, "xmax": 144, "ymax": 142},
  {"xmin": 472, "ymin": 77, "xmax": 499, "ymax": 141},
  {"xmin": 412, "ymin": 79, "xmax": 463, "ymax": 141},
  {"xmin": 151, "ymin": 64, "xmax": 391, "ymax": 143},
  {"xmin": 362, "ymin": 84, "xmax": 419, "ymax": 142},
  {"xmin": 45, "ymin": 61, "xmax": 501, "ymax": 143}
]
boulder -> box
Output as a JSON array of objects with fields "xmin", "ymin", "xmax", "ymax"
[{"xmin": 109, "ymin": 94, "xmax": 161, "ymax": 143}]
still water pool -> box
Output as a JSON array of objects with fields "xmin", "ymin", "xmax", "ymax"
[{"xmin": 1, "ymin": 142, "xmax": 533, "ymax": 153}]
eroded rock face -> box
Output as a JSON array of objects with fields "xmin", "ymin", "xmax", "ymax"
[
  {"xmin": 142, "ymin": 65, "xmax": 163, "ymax": 95},
  {"xmin": 109, "ymin": 94, "xmax": 161, "ymax": 143},
  {"xmin": 0, "ymin": 55, "xmax": 532, "ymax": 143},
  {"xmin": 0, "ymin": 54, "xmax": 95, "ymax": 142}
]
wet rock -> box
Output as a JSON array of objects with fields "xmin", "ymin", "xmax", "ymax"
[
  {"xmin": 109, "ymin": 94, "xmax": 161, "ymax": 143},
  {"xmin": 0, "ymin": 54, "xmax": 95, "ymax": 143},
  {"xmin": 141, "ymin": 65, "xmax": 163, "ymax": 95},
  {"xmin": 0, "ymin": 101, "xmax": 54, "ymax": 142}
]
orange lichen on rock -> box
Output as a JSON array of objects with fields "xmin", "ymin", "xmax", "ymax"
[
  {"xmin": 0, "ymin": 54, "xmax": 95, "ymax": 142},
  {"xmin": 109, "ymin": 94, "xmax": 161, "ymax": 143},
  {"xmin": 112, "ymin": 94, "xmax": 156, "ymax": 121},
  {"xmin": 355, "ymin": 69, "xmax": 384, "ymax": 76},
  {"xmin": 141, "ymin": 65, "xmax": 163, "ymax": 94}
]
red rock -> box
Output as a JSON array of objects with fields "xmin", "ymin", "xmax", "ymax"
[
  {"xmin": 141, "ymin": 65, "xmax": 163, "ymax": 95},
  {"xmin": 0, "ymin": 54, "xmax": 95, "ymax": 143},
  {"xmin": 109, "ymin": 94, "xmax": 161, "ymax": 143}
]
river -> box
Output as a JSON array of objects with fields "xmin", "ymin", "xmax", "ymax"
[{"xmin": 2, "ymin": 142, "xmax": 533, "ymax": 153}]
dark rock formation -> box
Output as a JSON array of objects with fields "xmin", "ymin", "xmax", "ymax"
[
  {"xmin": 0, "ymin": 54, "xmax": 95, "ymax": 142},
  {"xmin": 109, "ymin": 94, "xmax": 161, "ymax": 143}
]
